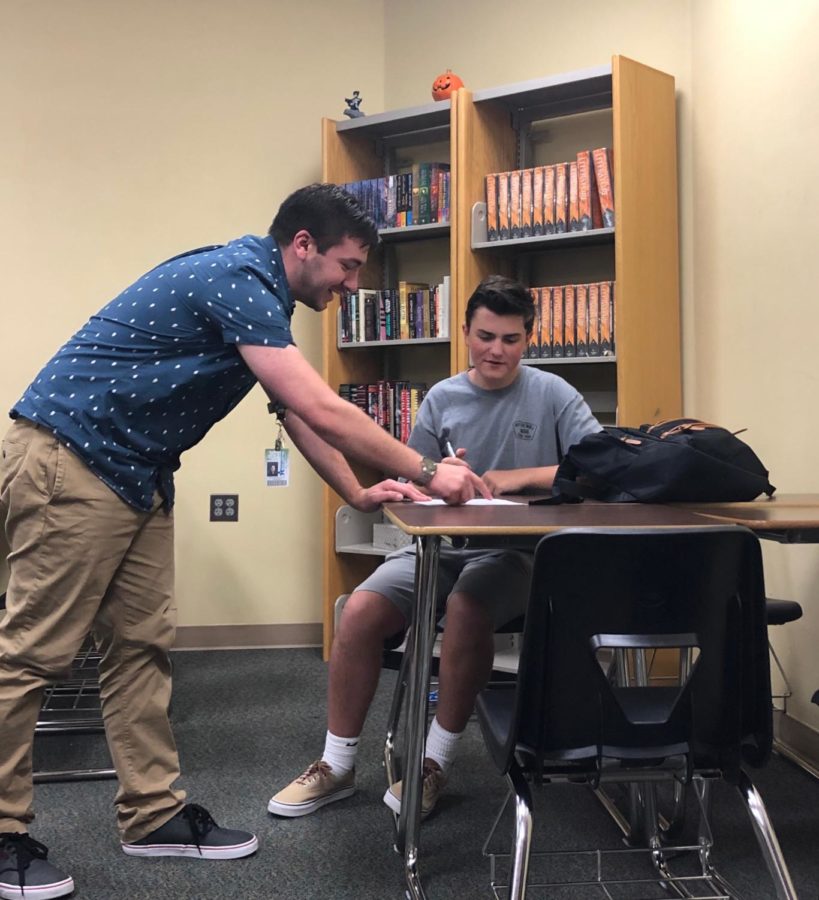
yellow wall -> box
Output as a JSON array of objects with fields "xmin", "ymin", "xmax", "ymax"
[
  {"xmin": 0, "ymin": 0, "xmax": 384, "ymax": 626},
  {"xmin": 688, "ymin": 0, "xmax": 819, "ymax": 731},
  {"xmin": 3, "ymin": 1, "xmax": 818, "ymax": 730}
]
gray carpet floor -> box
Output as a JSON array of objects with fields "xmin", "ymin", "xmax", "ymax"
[{"xmin": 29, "ymin": 648, "xmax": 819, "ymax": 899}]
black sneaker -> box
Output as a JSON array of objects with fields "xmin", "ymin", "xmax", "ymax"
[
  {"xmin": 120, "ymin": 804, "xmax": 257, "ymax": 860},
  {"xmin": 0, "ymin": 832, "xmax": 74, "ymax": 900}
]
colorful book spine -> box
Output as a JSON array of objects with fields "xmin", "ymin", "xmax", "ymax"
[
  {"xmin": 592, "ymin": 147, "xmax": 615, "ymax": 228},
  {"xmin": 485, "ymin": 174, "xmax": 498, "ymax": 241}
]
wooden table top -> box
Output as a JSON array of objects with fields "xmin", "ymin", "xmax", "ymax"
[
  {"xmin": 383, "ymin": 499, "xmax": 716, "ymax": 537},
  {"xmin": 383, "ymin": 494, "xmax": 819, "ymax": 540}
]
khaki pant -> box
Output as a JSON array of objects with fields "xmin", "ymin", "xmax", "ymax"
[{"xmin": 0, "ymin": 419, "xmax": 185, "ymax": 841}]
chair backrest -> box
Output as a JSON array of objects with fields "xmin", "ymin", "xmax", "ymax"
[{"xmin": 504, "ymin": 527, "xmax": 771, "ymax": 780}]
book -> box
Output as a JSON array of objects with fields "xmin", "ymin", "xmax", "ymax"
[
  {"xmin": 498, "ymin": 171, "xmax": 510, "ymax": 240},
  {"xmin": 592, "ymin": 147, "xmax": 615, "ymax": 228},
  {"xmin": 439, "ymin": 274, "xmax": 450, "ymax": 338},
  {"xmin": 485, "ymin": 174, "xmax": 499, "ymax": 241},
  {"xmin": 509, "ymin": 169, "xmax": 522, "ymax": 239},
  {"xmin": 532, "ymin": 166, "xmax": 544, "ymax": 236},
  {"xmin": 600, "ymin": 281, "xmax": 614, "ymax": 355},
  {"xmin": 543, "ymin": 165, "xmax": 556, "ymax": 235},
  {"xmin": 551, "ymin": 285, "xmax": 564, "ymax": 358},
  {"xmin": 588, "ymin": 282, "xmax": 600, "ymax": 357},
  {"xmin": 575, "ymin": 283, "xmax": 589, "ymax": 356},
  {"xmin": 362, "ymin": 289, "xmax": 378, "ymax": 342},
  {"xmin": 568, "ymin": 161, "xmax": 580, "ymax": 232},
  {"xmin": 554, "ymin": 163, "xmax": 569, "ymax": 233},
  {"xmin": 539, "ymin": 287, "xmax": 552, "ymax": 359},
  {"xmin": 576, "ymin": 150, "xmax": 603, "ymax": 230},
  {"xmin": 398, "ymin": 281, "xmax": 429, "ymax": 341},
  {"xmin": 528, "ymin": 288, "xmax": 540, "ymax": 358},
  {"xmin": 521, "ymin": 168, "xmax": 533, "ymax": 238},
  {"xmin": 410, "ymin": 163, "xmax": 421, "ymax": 225},
  {"xmin": 563, "ymin": 284, "xmax": 576, "ymax": 357}
]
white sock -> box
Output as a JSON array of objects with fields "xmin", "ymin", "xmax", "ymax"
[
  {"xmin": 424, "ymin": 717, "xmax": 462, "ymax": 775},
  {"xmin": 321, "ymin": 730, "xmax": 359, "ymax": 776}
]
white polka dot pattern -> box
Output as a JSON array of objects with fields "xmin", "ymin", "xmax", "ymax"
[{"xmin": 12, "ymin": 234, "xmax": 295, "ymax": 511}]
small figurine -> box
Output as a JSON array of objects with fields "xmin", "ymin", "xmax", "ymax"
[
  {"xmin": 431, "ymin": 70, "xmax": 465, "ymax": 101},
  {"xmin": 343, "ymin": 91, "xmax": 364, "ymax": 118}
]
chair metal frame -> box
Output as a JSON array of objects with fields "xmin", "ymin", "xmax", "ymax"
[
  {"xmin": 475, "ymin": 526, "xmax": 798, "ymax": 900},
  {"xmin": 34, "ymin": 633, "xmax": 116, "ymax": 783}
]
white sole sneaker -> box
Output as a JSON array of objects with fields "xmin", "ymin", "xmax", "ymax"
[
  {"xmin": 121, "ymin": 835, "xmax": 258, "ymax": 859},
  {"xmin": 0, "ymin": 876, "xmax": 75, "ymax": 900},
  {"xmin": 267, "ymin": 784, "xmax": 355, "ymax": 818}
]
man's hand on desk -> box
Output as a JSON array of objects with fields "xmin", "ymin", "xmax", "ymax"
[
  {"xmin": 350, "ymin": 480, "xmax": 428, "ymax": 512},
  {"xmin": 429, "ymin": 461, "xmax": 492, "ymax": 505}
]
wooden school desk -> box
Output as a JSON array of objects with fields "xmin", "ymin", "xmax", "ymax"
[
  {"xmin": 381, "ymin": 494, "xmax": 819, "ymax": 900},
  {"xmin": 382, "ymin": 499, "xmax": 719, "ymax": 900}
]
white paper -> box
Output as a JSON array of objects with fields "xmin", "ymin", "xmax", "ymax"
[{"xmin": 412, "ymin": 498, "xmax": 523, "ymax": 506}]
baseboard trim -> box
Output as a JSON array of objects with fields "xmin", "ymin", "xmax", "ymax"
[
  {"xmin": 773, "ymin": 710, "xmax": 819, "ymax": 779},
  {"xmin": 173, "ymin": 623, "xmax": 322, "ymax": 651}
]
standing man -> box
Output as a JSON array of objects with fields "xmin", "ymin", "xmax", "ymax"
[
  {"xmin": 0, "ymin": 183, "xmax": 488, "ymax": 899},
  {"xmin": 269, "ymin": 275, "xmax": 602, "ymax": 821}
]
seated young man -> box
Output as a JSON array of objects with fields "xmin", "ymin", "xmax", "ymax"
[{"xmin": 268, "ymin": 275, "xmax": 602, "ymax": 819}]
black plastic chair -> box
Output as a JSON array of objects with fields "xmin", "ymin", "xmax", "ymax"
[
  {"xmin": 476, "ymin": 527, "xmax": 797, "ymax": 900},
  {"xmin": 766, "ymin": 598, "xmax": 803, "ymax": 714}
]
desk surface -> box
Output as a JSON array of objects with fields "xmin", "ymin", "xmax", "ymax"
[
  {"xmin": 384, "ymin": 495, "xmax": 819, "ymax": 539},
  {"xmin": 384, "ymin": 500, "xmax": 715, "ymax": 536}
]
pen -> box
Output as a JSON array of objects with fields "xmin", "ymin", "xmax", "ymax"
[{"xmin": 444, "ymin": 440, "xmax": 456, "ymax": 458}]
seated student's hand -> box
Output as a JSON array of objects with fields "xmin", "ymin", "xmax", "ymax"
[
  {"xmin": 483, "ymin": 469, "xmax": 530, "ymax": 496},
  {"xmin": 429, "ymin": 462, "xmax": 492, "ymax": 505},
  {"xmin": 440, "ymin": 448, "xmax": 471, "ymax": 469},
  {"xmin": 351, "ymin": 479, "xmax": 428, "ymax": 512}
]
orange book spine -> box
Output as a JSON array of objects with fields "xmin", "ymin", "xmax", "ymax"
[
  {"xmin": 543, "ymin": 165, "xmax": 556, "ymax": 234},
  {"xmin": 509, "ymin": 170, "xmax": 522, "ymax": 239},
  {"xmin": 532, "ymin": 166, "xmax": 544, "ymax": 236},
  {"xmin": 498, "ymin": 171, "xmax": 510, "ymax": 240},
  {"xmin": 539, "ymin": 286, "xmax": 552, "ymax": 358},
  {"xmin": 588, "ymin": 282, "xmax": 600, "ymax": 357},
  {"xmin": 554, "ymin": 163, "xmax": 568, "ymax": 233},
  {"xmin": 600, "ymin": 281, "xmax": 613, "ymax": 355},
  {"xmin": 575, "ymin": 283, "xmax": 589, "ymax": 357},
  {"xmin": 563, "ymin": 284, "xmax": 576, "ymax": 357},
  {"xmin": 521, "ymin": 168, "xmax": 533, "ymax": 238},
  {"xmin": 592, "ymin": 147, "xmax": 615, "ymax": 228},
  {"xmin": 576, "ymin": 151, "xmax": 595, "ymax": 231},
  {"xmin": 485, "ymin": 173, "xmax": 498, "ymax": 241},
  {"xmin": 568, "ymin": 161, "xmax": 580, "ymax": 232},
  {"xmin": 551, "ymin": 285, "xmax": 564, "ymax": 358},
  {"xmin": 528, "ymin": 288, "xmax": 540, "ymax": 357}
]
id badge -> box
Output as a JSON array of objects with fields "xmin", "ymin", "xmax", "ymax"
[{"xmin": 265, "ymin": 448, "xmax": 289, "ymax": 487}]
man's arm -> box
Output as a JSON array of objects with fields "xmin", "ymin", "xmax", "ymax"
[
  {"xmin": 239, "ymin": 343, "xmax": 490, "ymax": 503},
  {"xmin": 283, "ymin": 410, "xmax": 428, "ymax": 510}
]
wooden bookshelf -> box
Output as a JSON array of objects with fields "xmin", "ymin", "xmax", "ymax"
[{"xmin": 319, "ymin": 56, "xmax": 681, "ymax": 658}]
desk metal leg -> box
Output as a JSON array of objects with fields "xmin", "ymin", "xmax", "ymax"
[{"xmin": 396, "ymin": 534, "xmax": 440, "ymax": 900}]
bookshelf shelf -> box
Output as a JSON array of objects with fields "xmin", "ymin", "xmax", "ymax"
[
  {"xmin": 521, "ymin": 355, "xmax": 615, "ymax": 366},
  {"xmin": 379, "ymin": 223, "xmax": 450, "ymax": 243},
  {"xmin": 338, "ymin": 337, "xmax": 450, "ymax": 350},
  {"xmin": 471, "ymin": 200, "xmax": 614, "ymax": 251},
  {"xmin": 320, "ymin": 56, "xmax": 681, "ymax": 658}
]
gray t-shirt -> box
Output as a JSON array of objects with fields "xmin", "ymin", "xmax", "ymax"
[{"xmin": 408, "ymin": 366, "xmax": 601, "ymax": 473}]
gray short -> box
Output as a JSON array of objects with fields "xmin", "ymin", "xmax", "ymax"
[{"xmin": 354, "ymin": 544, "xmax": 532, "ymax": 629}]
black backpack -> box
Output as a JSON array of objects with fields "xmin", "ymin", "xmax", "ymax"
[{"xmin": 553, "ymin": 418, "xmax": 776, "ymax": 503}]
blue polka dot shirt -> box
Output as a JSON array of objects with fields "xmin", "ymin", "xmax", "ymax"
[{"xmin": 12, "ymin": 234, "xmax": 294, "ymax": 511}]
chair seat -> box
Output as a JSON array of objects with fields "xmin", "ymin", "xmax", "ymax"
[{"xmin": 766, "ymin": 598, "xmax": 803, "ymax": 626}]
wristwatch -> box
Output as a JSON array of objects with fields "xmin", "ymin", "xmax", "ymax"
[{"xmin": 415, "ymin": 456, "xmax": 438, "ymax": 486}]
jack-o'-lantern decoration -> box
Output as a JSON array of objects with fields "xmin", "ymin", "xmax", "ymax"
[{"xmin": 431, "ymin": 69, "xmax": 464, "ymax": 101}]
